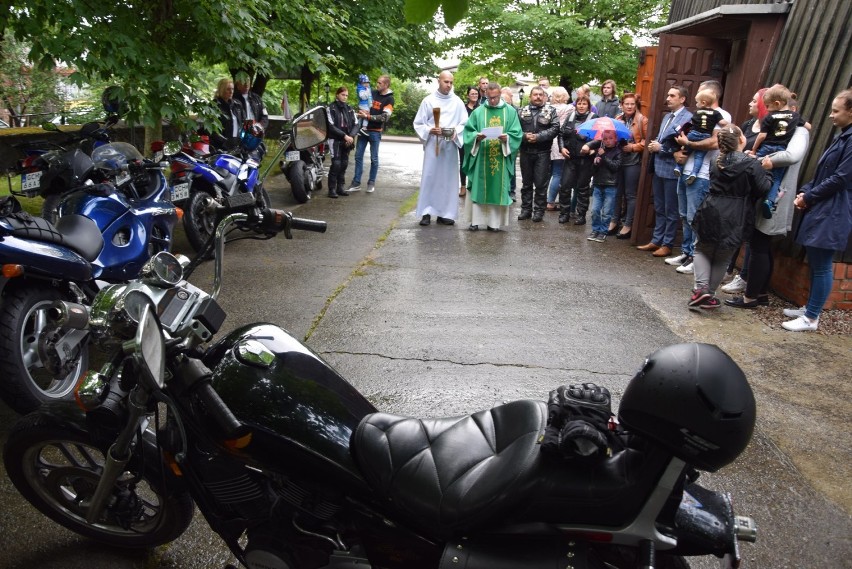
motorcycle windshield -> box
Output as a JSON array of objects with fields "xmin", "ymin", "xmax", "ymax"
[{"xmin": 91, "ymin": 142, "xmax": 144, "ymax": 174}]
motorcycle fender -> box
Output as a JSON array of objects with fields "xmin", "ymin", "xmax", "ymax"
[
  {"xmin": 0, "ymin": 235, "xmax": 93, "ymax": 282},
  {"xmin": 203, "ymin": 323, "xmax": 377, "ymax": 490}
]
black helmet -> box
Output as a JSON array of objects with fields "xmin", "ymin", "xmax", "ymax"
[
  {"xmin": 618, "ymin": 343, "xmax": 755, "ymax": 472},
  {"xmin": 101, "ymin": 86, "xmax": 128, "ymax": 116}
]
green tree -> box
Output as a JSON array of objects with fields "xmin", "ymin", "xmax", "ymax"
[
  {"xmin": 0, "ymin": 32, "xmax": 62, "ymax": 126},
  {"xmin": 443, "ymin": 0, "xmax": 668, "ymax": 94}
]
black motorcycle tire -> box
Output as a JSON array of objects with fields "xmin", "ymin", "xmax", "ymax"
[
  {"xmin": 0, "ymin": 285, "xmax": 89, "ymax": 414},
  {"xmin": 183, "ymin": 190, "xmax": 217, "ymax": 253},
  {"xmin": 41, "ymin": 193, "xmax": 62, "ymax": 225},
  {"xmin": 3, "ymin": 413, "xmax": 194, "ymax": 547},
  {"xmin": 288, "ymin": 160, "xmax": 310, "ymax": 204},
  {"xmin": 256, "ymin": 185, "xmax": 272, "ymax": 209}
]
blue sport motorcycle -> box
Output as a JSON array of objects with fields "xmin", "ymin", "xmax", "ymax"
[{"xmin": 0, "ymin": 141, "xmax": 178, "ymax": 414}]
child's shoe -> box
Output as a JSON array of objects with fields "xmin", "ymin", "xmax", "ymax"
[
  {"xmin": 699, "ymin": 297, "xmax": 722, "ymax": 310},
  {"xmin": 686, "ymin": 175, "xmax": 696, "ymax": 185},
  {"xmin": 673, "ymin": 166, "xmax": 682, "ymax": 177},
  {"xmin": 760, "ymin": 199, "xmax": 774, "ymax": 219},
  {"xmin": 688, "ymin": 288, "xmax": 712, "ymax": 307}
]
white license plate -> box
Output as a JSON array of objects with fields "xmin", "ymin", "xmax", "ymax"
[
  {"xmin": 285, "ymin": 150, "xmax": 301, "ymax": 162},
  {"xmin": 21, "ymin": 171, "xmax": 43, "ymax": 191},
  {"xmin": 171, "ymin": 182, "xmax": 190, "ymax": 201}
]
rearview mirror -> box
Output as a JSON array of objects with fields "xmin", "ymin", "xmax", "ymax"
[
  {"xmin": 131, "ymin": 302, "xmax": 166, "ymax": 389},
  {"xmin": 292, "ymin": 106, "xmax": 328, "ymax": 150}
]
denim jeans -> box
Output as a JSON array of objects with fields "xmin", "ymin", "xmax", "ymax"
[
  {"xmin": 547, "ymin": 160, "xmax": 564, "ymax": 203},
  {"xmin": 677, "ymin": 176, "xmax": 709, "ymax": 257},
  {"xmin": 352, "ymin": 130, "xmax": 382, "ymax": 185},
  {"xmin": 804, "ymin": 246, "xmax": 836, "ymax": 320},
  {"xmin": 651, "ymin": 174, "xmax": 680, "ymax": 247},
  {"xmin": 679, "ymin": 130, "xmax": 711, "ymax": 175},
  {"xmin": 590, "ymin": 185, "xmax": 617, "ymax": 234},
  {"xmin": 755, "ymin": 142, "xmax": 787, "ymax": 202}
]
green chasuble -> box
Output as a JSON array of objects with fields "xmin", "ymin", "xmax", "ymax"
[{"xmin": 462, "ymin": 102, "xmax": 522, "ymax": 206}]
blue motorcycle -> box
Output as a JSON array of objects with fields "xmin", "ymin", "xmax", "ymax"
[
  {"xmin": 0, "ymin": 141, "xmax": 178, "ymax": 413},
  {"xmin": 158, "ymin": 121, "xmax": 271, "ymax": 252}
]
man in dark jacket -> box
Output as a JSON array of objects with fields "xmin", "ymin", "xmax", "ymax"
[
  {"xmin": 234, "ymin": 78, "xmax": 269, "ymax": 130},
  {"xmin": 326, "ymin": 86, "xmax": 360, "ymax": 198},
  {"xmin": 517, "ymin": 86, "xmax": 560, "ymax": 221}
]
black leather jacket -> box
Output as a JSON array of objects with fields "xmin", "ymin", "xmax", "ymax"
[
  {"xmin": 558, "ymin": 110, "xmax": 597, "ymax": 159},
  {"xmin": 518, "ymin": 103, "xmax": 560, "ymax": 152},
  {"xmin": 327, "ymin": 100, "xmax": 359, "ymax": 141},
  {"xmin": 586, "ymin": 140, "xmax": 622, "ymax": 187},
  {"xmin": 233, "ymin": 91, "xmax": 269, "ymax": 129}
]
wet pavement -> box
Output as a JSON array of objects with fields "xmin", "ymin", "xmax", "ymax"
[{"xmin": 0, "ymin": 138, "xmax": 850, "ymax": 568}]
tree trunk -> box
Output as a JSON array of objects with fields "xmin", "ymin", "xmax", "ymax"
[
  {"xmin": 253, "ymin": 74, "xmax": 269, "ymax": 97},
  {"xmin": 299, "ymin": 64, "xmax": 315, "ymax": 115}
]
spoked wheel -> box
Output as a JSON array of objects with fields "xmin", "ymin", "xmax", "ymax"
[
  {"xmin": 3, "ymin": 414, "xmax": 194, "ymax": 547},
  {"xmin": 183, "ymin": 190, "xmax": 218, "ymax": 252},
  {"xmin": 0, "ymin": 286, "xmax": 88, "ymax": 413}
]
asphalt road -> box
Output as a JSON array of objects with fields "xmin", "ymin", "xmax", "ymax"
[{"xmin": 0, "ymin": 139, "xmax": 849, "ymax": 568}]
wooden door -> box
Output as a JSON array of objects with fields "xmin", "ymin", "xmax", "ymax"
[{"xmin": 633, "ymin": 35, "xmax": 730, "ymax": 245}]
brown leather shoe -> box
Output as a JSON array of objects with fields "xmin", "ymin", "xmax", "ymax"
[
  {"xmin": 652, "ymin": 246, "xmax": 672, "ymax": 257},
  {"xmin": 636, "ymin": 242, "xmax": 660, "ymax": 252}
]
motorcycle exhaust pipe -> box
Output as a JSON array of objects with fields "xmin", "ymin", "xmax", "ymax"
[
  {"xmin": 49, "ymin": 300, "xmax": 90, "ymax": 329},
  {"xmin": 734, "ymin": 516, "xmax": 758, "ymax": 542}
]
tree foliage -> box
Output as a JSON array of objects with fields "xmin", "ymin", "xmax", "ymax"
[
  {"xmin": 0, "ymin": 32, "xmax": 62, "ymax": 126},
  {"xmin": 444, "ymin": 0, "xmax": 668, "ymax": 94}
]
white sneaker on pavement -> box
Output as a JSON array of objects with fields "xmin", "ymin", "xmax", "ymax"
[
  {"xmin": 782, "ymin": 315, "xmax": 819, "ymax": 332},
  {"xmin": 676, "ymin": 261, "xmax": 694, "ymax": 274},
  {"xmin": 721, "ymin": 274, "xmax": 746, "ymax": 293},
  {"xmin": 783, "ymin": 306, "xmax": 807, "ymax": 318},
  {"xmin": 665, "ymin": 253, "xmax": 688, "ymax": 266}
]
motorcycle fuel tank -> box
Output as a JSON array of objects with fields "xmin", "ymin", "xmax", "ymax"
[{"xmin": 205, "ymin": 323, "xmax": 377, "ymax": 489}]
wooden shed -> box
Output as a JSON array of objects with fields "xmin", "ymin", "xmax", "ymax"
[{"xmin": 633, "ymin": 0, "xmax": 852, "ymax": 308}]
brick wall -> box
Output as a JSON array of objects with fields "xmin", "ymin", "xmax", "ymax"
[{"xmin": 769, "ymin": 248, "xmax": 852, "ymax": 311}]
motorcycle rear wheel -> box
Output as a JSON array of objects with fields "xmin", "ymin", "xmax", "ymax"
[
  {"xmin": 3, "ymin": 413, "xmax": 194, "ymax": 547},
  {"xmin": 183, "ymin": 190, "xmax": 217, "ymax": 253},
  {"xmin": 287, "ymin": 160, "xmax": 310, "ymax": 204},
  {"xmin": 0, "ymin": 285, "xmax": 88, "ymax": 413}
]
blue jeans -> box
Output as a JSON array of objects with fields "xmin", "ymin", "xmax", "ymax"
[
  {"xmin": 547, "ymin": 160, "xmax": 563, "ymax": 203},
  {"xmin": 756, "ymin": 143, "xmax": 787, "ymax": 202},
  {"xmin": 677, "ymin": 176, "xmax": 710, "ymax": 257},
  {"xmin": 676, "ymin": 130, "xmax": 711, "ymax": 176},
  {"xmin": 590, "ymin": 185, "xmax": 617, "ymax": 234},
  {"xmin": 651, "ymin": 174, "xmax": 680, "ymax": 247},
  {"xmin": 352, "ymin": 130, "xmax": 382, "ymax": 185},
  {"xmin": 804, "ymin": 246, "xmax": 836, "ymax": 320}
]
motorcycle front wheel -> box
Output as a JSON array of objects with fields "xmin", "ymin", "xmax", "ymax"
[
  {"xmin": 0, "ymin": 285, "xmax": 88, "ymax": 414},
  {"xmin": 3, "ymin": 413, "xmax": 194, "ymax": 547},
  {"xmin": 287, "ymin": 160, "xmax": 310, "ymax": 204},
  {"xmin": 183, "ymin": 190, "xmax": 217, "ymax": 253}
]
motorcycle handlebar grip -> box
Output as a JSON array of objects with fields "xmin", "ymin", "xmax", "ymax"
[
  {"xmin": 291, "ymin": 217, "xmax": 327, "ymax": 233},
  {"xmin": 195, "ymin": 381, "xmax": 244, "ymax": 438}
]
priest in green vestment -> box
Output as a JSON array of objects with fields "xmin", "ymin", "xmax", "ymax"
[{"xmin": 462, "ymin": 83, "xmax": 523, "ymax": 231}]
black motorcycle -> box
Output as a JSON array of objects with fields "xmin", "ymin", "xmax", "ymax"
[
  {"xmin": 278, "ymin": 116, "xmax": 326, "ymax": 204},
  {"xmin": 2, "ymin": 199, "xmax": 758, "ymax": 569}
]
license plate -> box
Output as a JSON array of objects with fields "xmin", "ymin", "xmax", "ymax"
[
  {"xmin": 171, "ymin": 182, "xmax": 190, "ymax": 201},
  {"xmin": 285, "ymin": 150, "xmax": 300, "ymax": 162},
  {"xmin": 21, "ymin": 171, "xmax": 43, "ymax": 191}
]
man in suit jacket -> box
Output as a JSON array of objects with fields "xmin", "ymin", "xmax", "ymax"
[{"xmin": 637, "ymin": 86, "xmax": 693, "ymax": 257}]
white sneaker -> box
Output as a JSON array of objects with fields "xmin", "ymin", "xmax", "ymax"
[
  {"xmin": 783, "ymin": 306, "xmax": 807, "ymax": 318},
  {"xmin": 676, "ymin": 262, "xmax": 694, "ymax": 274},
  {"xmin": 665, "ymin": 253, "xmax": 688, "ymax": 266},
  {"xmin": 721, "ymin": 274, "xmax": 746, "ymax": 293},
  {"xmin": 782, "ymin": 315, "xmax": 818, "ymax": 332},
  {"xmin": 366, "ymin": 183, "xmax": 375, "ymax": 193}
]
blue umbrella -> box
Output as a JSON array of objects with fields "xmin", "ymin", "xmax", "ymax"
[{"xmin": 577, "ymin": 116, "xmax": 632, "ymax": 141}]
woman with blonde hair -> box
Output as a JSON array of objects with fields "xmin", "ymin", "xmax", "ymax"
[
  {"xmin": 688, "ymin": 125, "xmax": 770, "ymax": 310},
  {"xmin": 212, "ymin": 78, "xmax": 244, "ymax": 149},
  {"xmin": 546, "ymin": 86, "xmax": 573, "ymax": 210}
]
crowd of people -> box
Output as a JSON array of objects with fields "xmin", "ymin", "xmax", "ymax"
[
  {"xmin": 406, "ymin": 72, "xmax": 850, "ymax": 332},
  {"xmin": 212, "ymin": 72, "xmax": 850, "ymax": 332}
]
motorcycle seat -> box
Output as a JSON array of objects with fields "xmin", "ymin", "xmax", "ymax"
[
  {"xmin": 352, "ymin": 399, "xmax": 547, "ymax": 535},
  {"xmin": 1, "ymin": 212, "xmax": 104, "ymax": 262}
]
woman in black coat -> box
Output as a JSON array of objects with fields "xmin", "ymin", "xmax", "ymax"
[
  {"xmin": 688, "ymin": 125, "xmax": 771, "ymax": 309},
  {"xmin": 326, "ymin": 86, "xmax": 360, "ymax": 198}
]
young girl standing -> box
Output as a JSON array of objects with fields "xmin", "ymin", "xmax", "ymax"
[{"xmin": 688, "ymin": 125, "xmax": 771, "ymax": 309}]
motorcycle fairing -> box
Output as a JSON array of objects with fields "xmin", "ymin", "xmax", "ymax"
[
  {"xmin": 0, "ymin": 233, "xmax": 94, "ymax": 282},
  {"xmin": 203, "ymin": 323, "xmax": 377, "ymax": 492}
]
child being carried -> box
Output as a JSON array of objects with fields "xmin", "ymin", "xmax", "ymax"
[{"xmin": 674, "ymin": 89, "xmax": 728, "ymax": 185}]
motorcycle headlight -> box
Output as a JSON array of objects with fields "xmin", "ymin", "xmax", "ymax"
[{"xmin": 89, "ymin": 285, "xmax": 153, "ymax": 347}]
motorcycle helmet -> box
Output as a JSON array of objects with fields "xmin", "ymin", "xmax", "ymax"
[
  {"xmin": 240, "ymin": 121, "xmax": 264, "ymax": 151},
  {"xmin": 101, "ymin": 86, "xmax": 129, "ymax": 116},
  {"xmin": 618, "ymin": 343, "xmax": 755, "ymax": 472}
]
